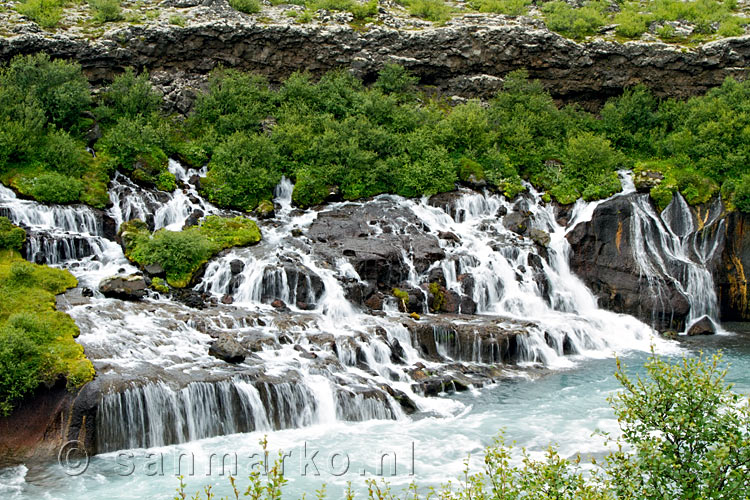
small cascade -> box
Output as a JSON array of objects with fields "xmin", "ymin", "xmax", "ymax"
[
  {"xmin": 109, "ymin": 161, "xmax": 217, "ymax": 231},
  {"xmin": 628, "ymin": 193, "xmax": 724, "ymax": 332}
]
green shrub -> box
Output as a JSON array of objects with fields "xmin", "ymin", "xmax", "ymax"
[
  {"xmin": 582, "ymin": 170, "xmax": 622, "ymax": 201},
  {"xmin": 374, "ymin": 64, "xmax": 418, "ymax": 98},
  {"xmin": 718, "ymin": 16, "xmax": 745, "ymax": 36},
  {"xmin": 169, "ymin": 14, "xmax": 187, "ymax": 26},
  {"xmin": 88, "ymin": 0, "xmax": 122, "ymax": 23},
  {"xmin": 14, "ymin": 0, "xmax": 64, "ymax": 29},
  {"xmin": 123, "ymin": 216, "xmax": 261, "ymax": 287},
  {"xmin": 563, "ymin": 132, "xmax": 621, "ymax": 183},
  {"xmin": 732, "ymin": 174, "xmax": 750, "ymax": 212},
  {"xmin": 0, "ymin": 218, "xmax": 26, "ymax": 252},
  {"xmin": 472, "ymin": 0, "xmax": 530, "ymax": 16},
  {"xmin": 541, "ymin": 1, "xmax": 606, "ymax": 39},
  {"xmin": 20, "ymin": 172, "xmax": 83, "ymax": 204},
  {"xmin": 0, "ymin": 53, "xmax": 91, "ymax": 131},
  {"xmin": 97, "ymin": 68, "xmax": 161, "ymax": 122},
  {"xmin": 614, "ymin": 9, "xmax": 651, "ymax": 38},
  {"xmin": 349, "ymin": 0, "xmax": 378, "ymax": 20},
  {"xmin": 150, "ymin": 277, "xmax": 170, "ymax": 294},
  {"xmin": 202, "ymin": 132, "xmax": 281, "ymax": 211},
  {"xmin": 404, "ymin": 0, "xmax": 452, "ymax": 23},
  {"xmin": 457, "ymin": 157, "xmax": 485, "ymax": 183},
  {"xmin": 229, "ymin": 0, "xmax": 261, "ymax": 13}
]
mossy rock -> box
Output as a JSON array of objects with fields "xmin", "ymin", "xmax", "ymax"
[{"xmin": 0, "ymin": 217, "xmax": 26, "ymax": 252}]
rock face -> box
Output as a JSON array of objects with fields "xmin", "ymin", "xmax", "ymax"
[
  {"xmin": 718, "ymin": 211, "xmax": 750, "ymax": 320},
  {"xmin": 567, "ymin": 194, "xmax": 690, "ymax": 331},
  {"xmin": 309, "ymin": 199, "xmax": 444, "ymax": 289},
  {"xmin": 1, "ymin": 12, "xmax": 749, "ymax": 109},
  {"xmin": 99, "ymin": 274, "xmax": 147, "ymax": 300}
]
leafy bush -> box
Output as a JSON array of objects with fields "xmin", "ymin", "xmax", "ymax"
[
  {"xmin": 98, "ymin": 69, "xmax": 161, "ymax": 122},
  {"xmin": 169, "ymin": 14, "xmax": 186, "ymax": 26},
  {"xmin": 0, "ymin": 251, "xmax": 91, "ymax": 416},
  {"xmin": 22, "ymin": 172, "xmax": 84, "ymax": 204},
  {"xmin": 202, "ymin": 132, "xmax": 281, "ymax": 211},
  {"xmin": 471, "ymin": 0, "xmax": 530, "ymax": 16},
  {"xmin": 14, "ymin": 0, "xmax": 64, "ymax": 29},
  {"xmin": 123, "ymin": 215, "xmax": 262, "ymax": 287},
  {"xmin": 229, "ymin": 0, "xmax": 261, "ymax": 13},
  {"xmin": 88, "ymin": 0, "xmax": 122, "ymax": 23},
  {"xmin": 374, "ymin": 64, "xmax": 418, "ymax": 98},
  {"xmin": 541, "ymin": 1, "xmax": 606, "ymax": 40},
  {"xmin": 732, "ymin": 174, "xmax": 750, "ymax": 212},
  {"xmin": 614, "ymin": 9, "xmax": 651, "ymax": 38},
  {"xmin": 0, "ymin": 53, "xmax": 90, "ymax": 131},
  {"xmin": 0, "ymin": 218, "xmax": 26, "ymax": 252},
  {"xmin": 403, "ymin": 0, "xmax": 452, "ymax": 23}
]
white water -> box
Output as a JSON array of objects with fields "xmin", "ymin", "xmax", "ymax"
[{"xmin": 1, "ymin": 166, "xmax": 733, "ymax": 499}]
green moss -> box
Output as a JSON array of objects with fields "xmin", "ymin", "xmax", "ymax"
[
  {"xmin": 0, "ymin": 218, "xmax": 26, "ymax": 251},
  {"xmin": 122, "ymin": 215, "xmax": 261, "ymax": 287},
  {"xmin": 428, "ymin": 282, "xmax": 445, "ymax": 312},
  {"xmin": 150, "ymin": 276, "xmax": 169, "ymax": 294},
  {"xmin": 392, "ymin": 288, "xmax": 409, "ymax": 310},
  {"xmin": 0, "ymin": 250, "xmax": 93, "ymax": 416}
]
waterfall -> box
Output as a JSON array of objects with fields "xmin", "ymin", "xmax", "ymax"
[{"xmin": 6, "ymin": 163, "xmax": 720, "ymax": 458}]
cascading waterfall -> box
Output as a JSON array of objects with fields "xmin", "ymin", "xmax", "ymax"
[
  {"xmin": 629, "ymin": 193, "xmax": 724, "ymax": 331},
  {"xmin": 2, "ymin": 164, "xmax": 715, "ymax": 458}
]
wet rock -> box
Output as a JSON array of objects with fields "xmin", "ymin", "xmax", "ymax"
[
  {"xmin": 309, "ymin": 199, "xmax": 444, "ymax": 289},
  {"xmin": 221, "ymin": 294, "xmax": 234, "ymax": 304},
  {"xmin": 529, "ymin": 228, "xmax": 551, "ymax": 247},
  {"xmin": 209, "ymin": 333, "xmax": 247, "ymax": 363},
  {"xmin": 496, "ymin": 205, "xmax": 508, "ymax": 218},
  {"xmin": 229, "ymin": 259, "xmax": 245, "ymax": 275},
  {"xmin": 567, "ymin": 194, "xmax": 691, "ymax": 331},
  {"xmin": 260, "ymin": 259, "xmax": 325, "ymax": 306},
  {"xmin": 633, "ymin": 169, "xmax": 664, "ymax": 193},
  {"xmin": 99, "ymin": 274, "xmax": 147, "ymax": 300},
  {"xmin": 254, "ymin": 200, "xmax": 275, "ymax": 220},
  {"xmin": 271, "ymin": 299, "xmax": 287, "ymax": 310},
  {"xmin": 364, "ymin": 292, "xmax": 385, "ymax": 310},
  {"xmin": 718, "ymin": 211, "xmax": 750, "ymax": 320},
  {"xmin": 183, "ymin": 209, "xmax": 203, "ymax": 228},
  {"xmin": 503, "ymin": 212, "xmax": 530, "ymax": 235},
  {"xmin": 687, "ymin": 316, "xmax": 715, "ymax": 336},
  {"xmin": 428, "ymin": 191, "xmax": 464, "ymax": 220},
  {"xmin": 438, "ymin": 231, "xmax": 461, "ymax": 244},
  {"xmin": 143, "ymin": 263, "xmax": 166, "ymax": 278},
  {"xmin": 172, "ymin": 288, "xmax": 209, "ymax": 309},
  {"xmin": 291, "ymin": 228, "xmax": 303, "ymax": 237},
  {"xmin": 81, "ymin": 287, "xmax": 94, "ymax": 297}
]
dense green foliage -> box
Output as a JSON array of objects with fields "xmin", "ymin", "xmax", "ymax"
[
  {"xmin": 3, "ymin": 54, "xmax": 749, "ymax": 213},
  {"xmin": 0, "ymin": 250, "xmax": 94, "ymax": 416},
  {"xmin": 183, "ymin": 65, "xmax": 750, "ymax": 211},
  {"xmin": 120, "ymin": 216, "xmax": 262, "ymax": 287},
  {"xmin": 88, "ymin": 0, "xmax": 123, "ymax": 23},
  {"xmin": 0, "ymin": 54, "xmax": 111, "ymax": 207},
  {"xmin": 0, "ymin": 55, "xmax": 179, "ymax": 204},
  {"xmin": 229, "ymin": 0, "xmax": 261, "ymax": 14},
  {"xmin": 178, "ymin": 352, "xmax": 749, "ymax": 499},
  {"xmin": 0, "ymin": 217, "xmax": 27, "ymax": 251}
]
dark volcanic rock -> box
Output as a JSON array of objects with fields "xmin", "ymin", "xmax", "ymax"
[
  {"xmin": 687, "ymin": 316, "xmax": 716, "ymax": 336},
  {"xmin": 209, "ymin": 333, "xmax": 247, "ymax": 363},
  {"xmin": 718, "ymin": 211, "xmax": 750, "ymax": 320},
  {"xmin": 229, "ymin": 259, "xmax": 245, "ymax": 275},
  {"xmin": 567, "ymin": 194, "xmax": 690, "ymax": 331},
  {"xmin": 309, "ymin": 200, "xmax": 444, "ymax": 289},
  {"xmin": 3, "ymin": 17, "xmax": 749, "ymax": 111},
  {"xmin": 99, "ymin": 274, "xmax": 147, "ymax": 300},
  {"xmin": 503, "ymin": 212, "xmax": 530, "ymax": 235}
]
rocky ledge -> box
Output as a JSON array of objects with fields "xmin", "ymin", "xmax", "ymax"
[{"xmin": 1, "ymin": 3, "xmax": 750, "ymax": 111}]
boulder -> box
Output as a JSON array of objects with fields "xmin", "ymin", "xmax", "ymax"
[
  {"xmin": 503, "ymin": 212, "xmax": 530, "ymax": 235},
  {"xmin": 229, "ymin": 259, "xmax": 245, "ymax": 275},
  {"xmin": 143, "ymin": 263, "xmax": 166, "ymax": 278},
  {"xmin": 99, "ymin": 274, "xmax": 147, "ymax": 300},
  {"xmin": 209, "ymin": 333, "xmax": 247, "ymax": 363},
  {"xmin": 687, "ymin": 316, "xmax": 716, "ymax": 336},
  {"xmin": 529, "ymin": 228, "xmax": 551, "ymax": 247}
]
